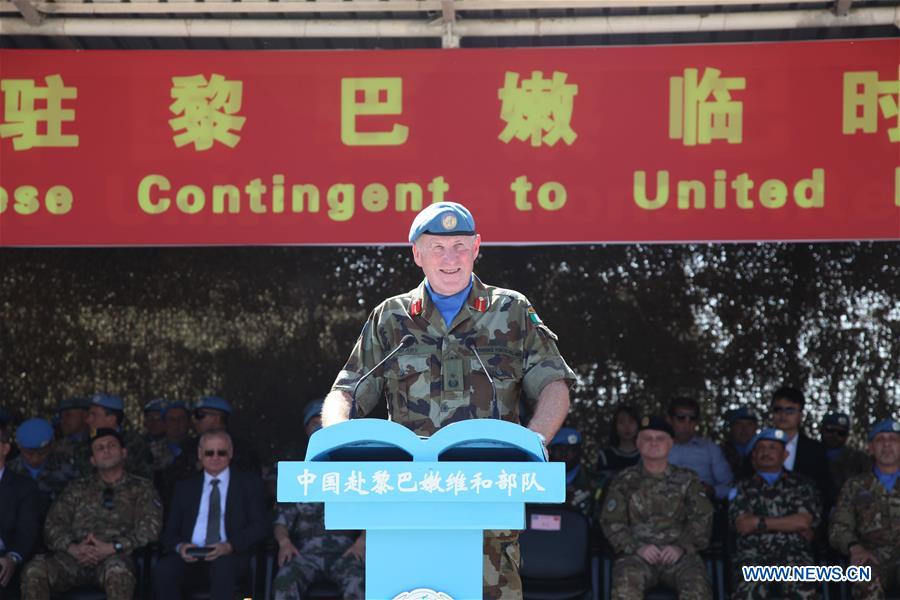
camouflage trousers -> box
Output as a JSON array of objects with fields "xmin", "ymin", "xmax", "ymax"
[
  {"xmin": 20, "ymin": 552, "xmax": 135, "ymax": 600},
  {"xmin": 483, "ymin": 530, "xmax": 521, "ymax": 600},
  {"xmin": 611, "ymin": 553, "xmax": 711, "ymax": 600},
  {"xmin": 849, "ymin": 552, "xmax": 899, "ymax": 600},
  {"xmin": 273, "ymin": 551, "xmax": 365, "ymax": 600}
]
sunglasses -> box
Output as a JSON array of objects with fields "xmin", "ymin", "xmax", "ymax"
[
  {"xmin": 671, "ymin": 414, "xmax": 699, "ymax": 422},
  {"xmin": 102, "ymin": 488, "xmax": 114, "ymax": 510},
  {"xmin": 772, "ymin": 406, "xmax": 799, "ymax": 415},
  {"xmin": 203, "ymin": 449, "xmax": 229, "ymax": 457},
  {"xmin": 822, "ymin": 428, "xmax": 848, "ymax": 437}
]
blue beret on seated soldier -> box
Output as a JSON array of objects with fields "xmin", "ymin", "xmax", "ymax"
[
  {"xmin": 142, "ymin": 398, "xmax": 167, "ymax": 442},
  {"xmin": 19, "ymin": 427, "xmax": 163, "ymax": 600},
  {"xmin": 829, "ymin": 419, "xmax": 900, "ymax": 599},
  {"xmin": 600, "ymin": 415, "xmax": 714, "ymax": 600},
  {"xmin": 323, "ymin": 200, "xmax": 576, "ymax": 600},
  {"xmin": 727, "ymin": 427, "xmax": 822, "ymax": 600}
]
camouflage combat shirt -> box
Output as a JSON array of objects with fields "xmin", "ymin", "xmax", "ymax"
[
  {"xmin": 274, "ymin": 502, "xmax": 358, "ymax": 555},
  {"xmin": 331, "ymin": 275, "xmax": 576, "ymax": 437},
  {"xmin": 600, "ymin": 464, "xmax": 713, "ymax": 556},
  {"xmin": 44, "ymin": 472, "xmax": 163, "ymax": 555},
  {"xmin": 728, "ymin": 471, "xmax": 821, "ymax": 564},
  {"xmin": 830, "ymin": 471, "xmax": 900, "ymax": 557}
]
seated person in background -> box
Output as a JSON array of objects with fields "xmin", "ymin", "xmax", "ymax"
[
  {"xmin": 821, "ymin": 412, "xmax": 872, "ymax": 495},
  {"xmin": 830, "ymin": 419, "xmax": 900, "ymax": 600},
  {"xmin": 597, "ymin": 404, "xmax": 641, "ymax": 479},
  {"xmin": 721, "ymin": 406, "xmax": 759, "ymax": 481},
  {"xmin": 601, "ymin": 416, "xmax": 713, "ymax": 600},
  {"xmin": 7, "ymin": 418, "xmax": 79, "ymax": 529},
  {"xmin": 0, "ymin": 426, "xmax": 39, "ymax": 599},
  {"xmin": 155, "ymin": 429, "xmax": 267, "ymax": 600},
  {"xmin": 666, "ymin": 397, "xmax": 733, "ymax": 501},
  {"xmin": 20, "ymin": 428, "xmax": 163, "ymax": 600},
  {"xmin": 51, "ymin": 397, "xmax": 91, "ymax": 466},
  {"xmin": 549, "ymin": 427, "xmax": 600, "ymax": 523},
  {"xmin": 729, "ymin": 428, "xmax": 822, "ymax": 600},
  {"xmin": 770, "ymin": 386, "xmax": 834, "ymax": 512}
]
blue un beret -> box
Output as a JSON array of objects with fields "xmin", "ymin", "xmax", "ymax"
[
  {"xmin": 726, "ymin": 406, "xmax": 759, "ymax": 424},
  {"xmin": 550, "ymin": 427, "xmax": 582, "ymax": 446},
  {"xmin": 163, "ymin": 400, "xmax": 188, "ymax": 416},
  {"xmin": 303, "ymin": 400, "xmax": 324, "ymax": 427},
  {"xmin": 143, "ymin": 398, "xmax": 167, "ymax": 414},
  {"xmin": 91, "ymin": 393, "xmax": 124, "ymax": 412},
  {"xmin": 822, "ymin": 412, "xmax": 851, "ymax": 430},
  {"xmin": 869, "ymin": 419, "xmax": 900, "ymax": 441},
  {"xmin": 58, "ymin": 396, "xmax": 90, "ymax": 413},
  {"xmin": 195, "ymin": 395, "xmax": 232, "ymax": 414},
  {"xmin": 750, "ymin": 428, "xmax": 788, "ymax": 449},
  {"xmin": 16, "ymin": 418, "xmax": 54, "ymax": 450},
  {"xmin": 408, "ymin": 202, "xmax": 476, "ymax": 243}
]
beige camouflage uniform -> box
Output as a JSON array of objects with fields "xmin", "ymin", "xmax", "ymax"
[
  {"xmin": 20, "ymin": 472, "xmax": 163, "ymax": 600},
  {"xmin": 332, "ymin": 275, "xmax": 576, "ymax": 600},
  {"xmin": 600, "ymin": 464, "xmax": 714, "ymax": 600},
  {"xmin": 830, "ymin": 472, "xmax": 900, "ymax": 599}
]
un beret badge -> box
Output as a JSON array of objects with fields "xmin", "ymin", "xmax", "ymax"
[
  {"xmin": 641, "ymin": 416, "xmax": 650, "ymax": 427},
  {"xmin": 441, "ymin": 214, "xmax": 458, "ymax": 230}
]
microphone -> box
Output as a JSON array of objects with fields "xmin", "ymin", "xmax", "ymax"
[
  {"xmin": 465, "ymin": 338, "xmax": 499, "ymax": 419},
  {"xmin": 350, "ymin": 334, "xmax": 416, "ymax": 419}
]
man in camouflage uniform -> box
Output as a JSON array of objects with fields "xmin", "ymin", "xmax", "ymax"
[
  {"xmin": 821, "ymin": 412, "xmax": 872, "ymax": 495},
  {"xmin": 600, "ymin": 416, "xmax": 713, "ymax": 600},
  {"xmin": 75, "ymin": 393, "xmax": 154, "ymax": 479},
  {"xmin": 830, "ymin": 419, "xmax": 900, "ymax": 600},
  {"xmin": 549, "ymin": 427, "xmax": 600, "ymax": 525},
  {"xmin": 8, "ymin": 418, "xmax": 80, "ymax": 528},
  {"xmin": 51, "ymin": 396, "xmax": 91, "ymax": 467},
  {"xmin": 272, "ymin": 502, "xmax": 364, "ymax": 599},
  {"xmin": 729, "ymin": 428, "xmax": 822, "ymax": 599},
  {"xmin": 20, "ymin": 428, "xmax": 162, "ymax": 600},
  {"xmin": 721, "ymin": 406, "xmax": 759, "ymax": 481},
  {"xmin": 323, "ymin": 202, "xmax": 575, "ymax": 600}
]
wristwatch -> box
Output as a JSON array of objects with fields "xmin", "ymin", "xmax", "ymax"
[
  {"xmin": 756, "ymin": 517, "xmax": 767, "ymax": 532},
  {"xmin": 113, "ymin": 541, "xmax": 124, "ymax": 554}
]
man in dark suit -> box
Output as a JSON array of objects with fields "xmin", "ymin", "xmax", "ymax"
[
  {"xmin": 770, "ymin": 386, "xmax": 835, "ymax": 512},
  {"xmin": 154, "ymin": 429, "xmax": 267, "ymax": 599},
  {"xmin": 0, "ymin": 426, "xmax": 40, "ymax": 600}
]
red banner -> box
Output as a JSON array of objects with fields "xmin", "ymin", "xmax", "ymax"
[{"xmin": 0, "ymin": 40, "xmax": 898, "ymax": 246}]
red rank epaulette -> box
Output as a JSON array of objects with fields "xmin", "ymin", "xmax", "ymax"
[
  {"xmin": 473, "ymin": 297, "xmax": 488, "ymax": 312},
  {"xmin": 410, "ymin": 298, "xmax": 423, "ymax": 316}
]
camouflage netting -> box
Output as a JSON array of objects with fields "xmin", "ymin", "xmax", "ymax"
[{"xmin": 1, "ymin": 242, "xmax": 897, "ymax": 464}]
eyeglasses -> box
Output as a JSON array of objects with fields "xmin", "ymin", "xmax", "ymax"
[
  {"xmin": 102, "ymin": 488, "xmax": 114, "ymax": 510},
  {"xmin": 822, "ymin": 428, "xmax": 848, "ymax": 437},
  {"xmin": 203, "ymin": 449, "xmax": 229, "ymax": 457},
  {"xmin": 671, "ymin": 414, "xmax": 699, "ymax": 422},
  {"xmin": 772, "ymin": 406, "xmax": 799, "ymax": 415}
]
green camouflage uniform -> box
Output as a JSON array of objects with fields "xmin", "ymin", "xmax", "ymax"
[
  {"xmin": 728, "ymin": 471, "xmax": 822, "ymax": 599},
  {"xmin": 828, "ymin": 447, "xmax": 873, "ymax": 496},
  {"xmin": 73, "ymin": 428, "xmax": 154, "ymax": 479},
  {"xmin": 272, "ymin": 502, "xmax": 364, "ymax": 600},
  {"xmin": 829, "ymin": 471, "xmax": 900, "ymax": 599},
  {"xmin": 600, "ymin": 464, "xmax": 714, "ymax": 600},
  {"xmin": 20, "ymin": 472, "xmax": 163, "ymax": 600},
  {"xmin": 331, "ymin": 275, "xmax": 576, "ymax": 600}
]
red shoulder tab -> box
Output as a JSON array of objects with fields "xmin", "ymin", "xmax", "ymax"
[
  {"xmin": 473, "ymin": 297, "xmax": 488, "ymax": 312},
  {"xmin": 410, "ymin": 298, "xmax": 423, "ymax": 316}
]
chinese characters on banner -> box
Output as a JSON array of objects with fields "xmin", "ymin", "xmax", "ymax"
[{"xmin": 0, "ymin": 41, "xmax": 897, "ymax": 246}]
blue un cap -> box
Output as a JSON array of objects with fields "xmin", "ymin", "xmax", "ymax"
[
  {"xmin": 15, "ymin": 418, "xmax": 54, "ymax": 450},
  {"xmin": 750, "ymin": 428, "xmax": 788, "ymax": 449},
  {"xmin": 195, "ymin": 396, "xmax": 232, "ymax": 414},
  {"xmin": 163, "ymin": 400, "xmax": 188, "ymax": 416},
  {"xmin": 143, "ymin": 398, "xmax": 167, "ymax": 414},
  {"xmin": 868, "ymin": 419, "xmax": 900, "ymax": 441},
  {"xmin": 408, "ymin": 202, "xmax": 476, "ymax": 243},
  {"xmin": 91, "ymin": 393, "xmax": 124, "ymax": 412},
  {"xmin": 550, "ymin": 427, "xmax": 582, "ymax": 446}
]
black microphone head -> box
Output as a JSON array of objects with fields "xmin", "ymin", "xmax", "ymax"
[
  {"xmin": 400, "ymin": 334, "xmax": 416, "ymax": 348},
  {"xmin": 464, "ymin": 337, "xmax": 477, "ymax": 350}
]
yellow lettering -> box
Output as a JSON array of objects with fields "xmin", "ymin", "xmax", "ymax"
[
  {"xmin": 327, "ymin": 184, "xmax": 355, "ymax": 221},
  {"xmin": 45, "ymin": 185, "xmax": 73, "ymax": 215},
  {"xmin": 677, "ymin": 180, "xmax": 705, "ymax": 210},
  {"xmin": 537, "ymin": 181, "xmax": 566, "ymax": 211},
  {"xmin": 14, "ymin": 185, "xmax": 39, "ymax": 215},
  {"xmin": 291, "ymin": 185, "xmax": 320, "ymax": 213},
  {"xmin": 428, "ymin": 176, "xmax": 449, "ymax": 203},
  {"xmin": 759, "ymin": 179, "xmax": 788, "ymax": 209},
  {"xmin": 176, "ymin": 185, "xmax": 205, "ymax": 214},
  {"xmin": 212, "ymin": 185, "xmax": 240, "ymax": 214},
  {"xmin": 138, "ymin": 174, "xmax": 171, "ymax": 214},
  {"xmin": 793, "ymin": 169, "xmax": 825, "ymax": 208},
  {"xmin": 362, "ymin": 183, "xmax": 388, "ymax": 212},
  {"xmin": 633, "ymin": 170, "xmax": 669, "ymax": 210},
  {"xmin": 395, "ymin": 183, "xmax": 423, "ymax": 212},
  {"xmin": 511, "ymin": 175, "xmax": 533, "ymax": 211}
]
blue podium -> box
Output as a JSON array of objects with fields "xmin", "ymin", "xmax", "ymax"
[{"xmin": 277, "ymin": 418, "xmax": 565, "ymax": 600}]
